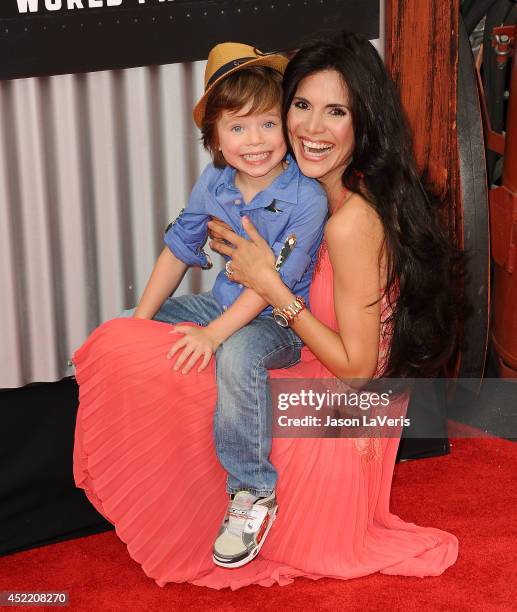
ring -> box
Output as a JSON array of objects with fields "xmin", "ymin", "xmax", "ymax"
[{"xmin": 225, "ymin": 260, "xmax": 234, "ymax": 278}]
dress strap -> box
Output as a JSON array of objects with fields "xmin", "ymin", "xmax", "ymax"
[{"xmin": 331, "ymin": 187, "xmax": 351, "ymax": 215}]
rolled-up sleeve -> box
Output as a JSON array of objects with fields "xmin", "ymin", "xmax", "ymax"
[
  {"xmin": 164, "ymin": 166, "xmax": 213, "ymax": 269},
  {"xmin": 272, "ymin": 192, "xmax": 328, "ymax": 289}
]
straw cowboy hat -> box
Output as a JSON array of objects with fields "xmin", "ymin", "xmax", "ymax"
[{"xmin": 193, "ymin": 42, "xmax": 288, "ymax": 128}]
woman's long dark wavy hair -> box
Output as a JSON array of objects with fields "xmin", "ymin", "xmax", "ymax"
[{"xmin": 282, "ymin": 32, "xmax": 463, "ymax": 378}]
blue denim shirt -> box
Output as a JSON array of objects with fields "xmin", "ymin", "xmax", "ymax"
[{"xmin": 164, "ymin": 154, "xmax": 328, "ymax": 314}]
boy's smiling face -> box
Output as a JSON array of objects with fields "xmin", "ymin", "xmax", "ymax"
[{"xmin": 216, "ymin": 102, "xmax": 287, "ymax": 181}]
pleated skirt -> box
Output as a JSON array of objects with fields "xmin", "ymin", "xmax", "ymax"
[{"xmin": 73, "ymin": 318, "xmax": 458, "ymax": 589}]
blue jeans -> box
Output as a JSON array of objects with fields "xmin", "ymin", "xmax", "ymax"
[{"xmin": 122, "ymin": 292, "xmax": 303, "ymax": 497}]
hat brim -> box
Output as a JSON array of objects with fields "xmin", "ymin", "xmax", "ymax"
[{"xmin": 192, "ymin": 54, "xmax": 288, "ymax": 128}]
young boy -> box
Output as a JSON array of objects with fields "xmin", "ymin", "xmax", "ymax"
[{"xmin": 133, "ymin": 43, "xmax": 327, "ymax": 568}]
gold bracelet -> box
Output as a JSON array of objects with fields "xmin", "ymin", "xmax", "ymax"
[{"xmin": 272, "ymin": 296, "xmax": 306, "ymax": 328}]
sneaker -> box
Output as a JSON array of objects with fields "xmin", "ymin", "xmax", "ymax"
[{"xmin": 213, "ymin": 490, "xmax": 278, "ymax": 568}]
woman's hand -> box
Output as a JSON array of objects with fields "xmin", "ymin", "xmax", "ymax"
[
  {"xmin": 208, "ymin": 216, "xmax": 278, "ymax": 299},
  {"xmin": 167, "ymin": 326, "xmax": 219, "ymax": 374}
]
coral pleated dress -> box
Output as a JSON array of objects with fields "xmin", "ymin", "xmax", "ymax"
[{"xmin": 72, "ymin": 242, "xmax": 458, "ymax": 589}]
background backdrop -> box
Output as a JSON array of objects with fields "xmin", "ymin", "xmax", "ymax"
[{"xmin": 0, "ymin": 0, "xmax": 381, "ymax": 389}]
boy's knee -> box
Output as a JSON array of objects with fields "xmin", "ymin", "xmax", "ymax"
[{"xmin": 216, "ymin": 339, "xmax": 257, "ymax": 377}]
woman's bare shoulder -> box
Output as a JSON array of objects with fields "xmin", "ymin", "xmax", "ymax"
[{"xmin": 324, "ymin": 193, "xmax": 384, "ymax": 249}]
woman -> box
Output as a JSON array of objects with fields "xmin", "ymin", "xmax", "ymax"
[{"xmin": 73, "ymin": 32, "xmax": 459, "ymax": 589}]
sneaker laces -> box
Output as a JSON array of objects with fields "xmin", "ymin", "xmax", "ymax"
[{"xmin": 226, "ymin": 491, "xmax": 259, "ymax": 538}]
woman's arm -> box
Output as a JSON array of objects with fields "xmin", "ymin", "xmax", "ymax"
[
  {"xmin": 208, "ymin": 197, "xmax": 384, "ymax": 379},
  {"xmin": 312, "ymin": 198, "xmax": 383, "ymax": 378}
]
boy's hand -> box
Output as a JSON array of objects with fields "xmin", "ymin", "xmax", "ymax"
[
  {"xmin": 208, "ymin": 216, "xmax": 233, "ymax": 241},
  {"xmin": 167, "ymin": 326, "xmax": 220, "ymax": 374}
]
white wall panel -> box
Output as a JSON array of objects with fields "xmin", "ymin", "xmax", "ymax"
[
  {"xmin": 0, "ymin": 104, "xmax": 23, "ymax": 386},
  {"xmin": 13, "ymin": 78, "xmax": 60, "ymax": 384},
  {"xmin": 52, "ymin": 74, "xmax": 90, "ymax": 357}
]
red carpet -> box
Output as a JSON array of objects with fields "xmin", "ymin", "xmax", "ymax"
[{"xmin": 1, "ymin": 437, "xmax": 515, "ymax": 611}]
